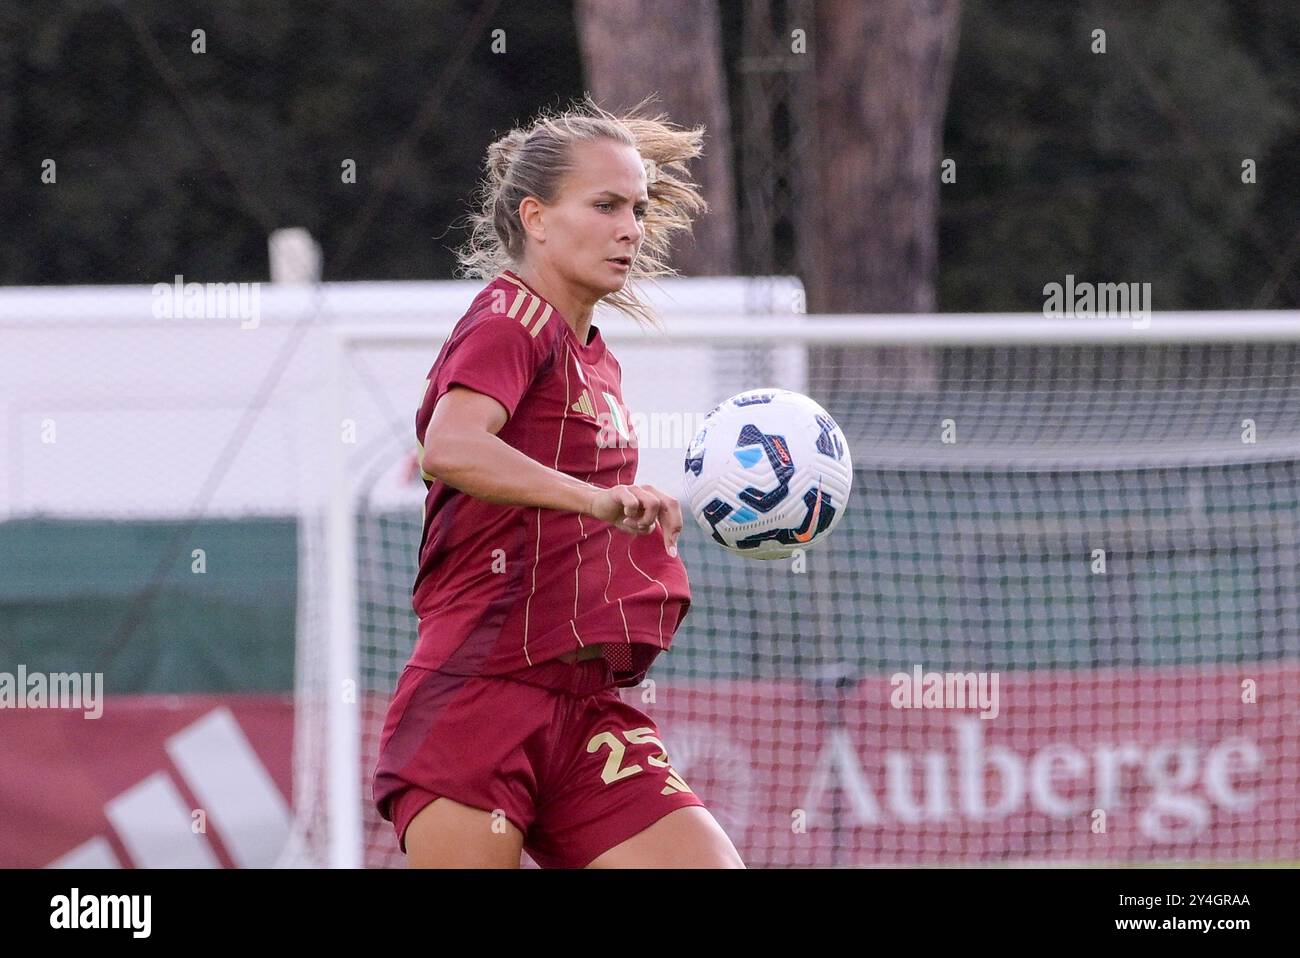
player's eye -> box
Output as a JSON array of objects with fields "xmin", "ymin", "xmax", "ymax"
[{"xmin": 595, "ymin": 201, "xmax": 646, "ymax": 219}]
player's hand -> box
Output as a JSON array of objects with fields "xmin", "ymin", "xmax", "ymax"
[{"xmin": 586, "ymin": 484, "xmax": 683, "ymax": 556}]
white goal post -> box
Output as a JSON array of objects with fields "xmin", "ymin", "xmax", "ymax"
[{"xmin": 289, "ymin": 310, "xmax": 1300, "ymax": 868}]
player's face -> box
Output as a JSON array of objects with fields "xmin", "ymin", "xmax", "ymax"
[{"xmin": 545, "ymin": 139, "xmax": 648, "ymax": 298}]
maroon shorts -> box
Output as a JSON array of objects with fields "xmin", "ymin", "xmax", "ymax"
[{"xmin": 372, "ymin": 655, "xmax": 704, "ymax": 869}]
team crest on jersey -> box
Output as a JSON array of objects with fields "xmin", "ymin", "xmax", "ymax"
[{"xmin": 596, "ymin": 391, "xmax": 635, "ymax": 448}]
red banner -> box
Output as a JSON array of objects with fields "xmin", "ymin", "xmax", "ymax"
[
  {"xmin": 5, "ymin": 665, "xmax": 1297, "ymax": 868},
  {"xmin": 644, "ymin": 663, "xmax": 1300, "ymax": 866},
  {"xmin": 0, "ymin": 696, "xmax": 293, "ymax": 868}
]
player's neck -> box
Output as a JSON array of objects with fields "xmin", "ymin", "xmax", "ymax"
[{"xmin": 513, "ymin": 263, "xmax": 596, "ymax": 346}]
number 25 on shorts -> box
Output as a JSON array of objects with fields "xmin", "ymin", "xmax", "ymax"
[{"xmin": 586, "ymin": 727, "xmax": 693, "ymax": 796}]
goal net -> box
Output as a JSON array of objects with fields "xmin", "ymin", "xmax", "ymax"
[{"xmin": 288, "ymin": 311, "xmax": 1300, "ymax": 868}]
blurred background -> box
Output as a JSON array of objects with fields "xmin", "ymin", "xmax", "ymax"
[
  {"xmin": 6, "ymin": 0, "xmax": 1299, "ymax": 308},
  {"xmin": 1, "ymin": 0, "xmax": 1298, "ymax": 869}
]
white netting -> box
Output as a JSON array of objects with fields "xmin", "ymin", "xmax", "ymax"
[{"xmin": 297, "ymin": 315, "xmax": 1300, "ymax": 868}]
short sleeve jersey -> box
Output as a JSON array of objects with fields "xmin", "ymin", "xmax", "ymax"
[{"xmin": 409, "ymin": 269, "xmax": 690, "ymax": 687}]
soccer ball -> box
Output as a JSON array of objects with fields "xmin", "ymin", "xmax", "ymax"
[{"xmin": 682, "ymin": 388, "xmax": 853, "ymax": 560}]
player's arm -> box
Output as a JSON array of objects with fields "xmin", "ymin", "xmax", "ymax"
[
  {"xmin": 422, "ymin": 386, "xmax": 591, "ymax": 513},
  {"xmin": 421, "ymin": 386, "xmax": 682, "ymax": 552}
]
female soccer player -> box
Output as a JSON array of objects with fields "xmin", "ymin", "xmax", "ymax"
[{"xmin": 373, "ymin": 98, "xmax": 745, "ymax": 868}]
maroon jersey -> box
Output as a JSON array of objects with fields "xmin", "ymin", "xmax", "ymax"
[{"xmin": 409, "ymin": 269, "xmax": 690, "ymax": 686}]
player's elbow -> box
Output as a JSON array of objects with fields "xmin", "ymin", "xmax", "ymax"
[
  {"xmin": 420, "ymin": 428, "xmax": 474, "ymax": 480},
  {"xmin": 420, "ymin": 440, "xmax": 452, "ymax": 480}
]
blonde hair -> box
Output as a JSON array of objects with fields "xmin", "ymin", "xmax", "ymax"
[{"xmin": 454, "ymin": 95, "xmax": 708, "ymax": 328}]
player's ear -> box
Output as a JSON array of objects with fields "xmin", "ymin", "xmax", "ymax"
[{"xmin": 518, "ymin": 195, "xmax": 546, "ymax": 244}]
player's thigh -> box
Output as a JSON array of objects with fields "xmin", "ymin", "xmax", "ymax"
[
  {"xmin": 585, "ymin": 805, "xmax": 745, "ymax": 869},
  {"xmin": 405, "ymin": 796, "xmax": 524, "ymax": 868}
]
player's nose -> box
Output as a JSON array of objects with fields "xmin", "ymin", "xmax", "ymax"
[{"xmin": 617, "ymin": 212, "xmax": 641, "ymax": 241}]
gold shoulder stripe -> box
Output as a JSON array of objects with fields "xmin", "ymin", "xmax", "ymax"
[
  {"xmin": 499, "ymin": 271, "xmax": 530, "ymax": 293},
  {"xmin": 505, "ymin": 289, "xmax": 529, "ymax": 320},
  {"xmin": 517, "ymin": 295, "xmax": 542, "ymax": 331},
  {"xmin": 498, "ymin": 275, "xmax": 555, "ymax": 337},
  {"xmin": 528, "ymin": 302, "xmax": 553, "ymax": 337}
]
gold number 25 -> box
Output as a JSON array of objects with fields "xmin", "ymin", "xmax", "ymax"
[{"xmin": 586, "ymin": 727, "xmax": 690, "ymax": 794}]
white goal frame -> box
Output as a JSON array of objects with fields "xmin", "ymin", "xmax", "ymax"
[{"xmin": 311, "ymin": 309, "xmax": 1300, "ymax": 868}]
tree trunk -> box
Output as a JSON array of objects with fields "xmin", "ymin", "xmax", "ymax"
[
  {"xmin": 574, "ymin": 0, "xmax": 738, "ymax": 275},
  {"xmin": 800, "ymin": 0, "xmax": 963, "ymax": 394}
]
